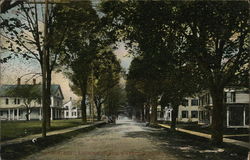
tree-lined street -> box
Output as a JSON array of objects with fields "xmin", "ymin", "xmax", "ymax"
[
  {"xmin": 22, "ymin": 119, "xmax": 247, "ymax": 160},
  {"xmin": 23, "ymin": 119, "xmax": 178, "ymax": 160},
  {"xmin": 0, "ymin": 1, "xmax": 249, "ymax": 159}
]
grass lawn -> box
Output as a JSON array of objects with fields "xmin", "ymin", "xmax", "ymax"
[
  {"xmin": 1, "ymin": 122, "xmax": 105, "ymax": 160},
  {"xmin": 159, "ymin": 121, "xmax": 249, "ymax": 142},
  {"xmin": 226, "ymin": 136, "xmax": 250, "ymax": 142},
  {"xmin": 1, "ymin": 119, "xmax": 88, "ymax": 141},
  {"xmin": 150, "ymin": 127, "xmax": 249, "ymax": 160}
]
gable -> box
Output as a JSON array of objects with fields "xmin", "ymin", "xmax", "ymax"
[{"xmin": 53, "ymin": 86, "xmax": 64, "ymax": 99}]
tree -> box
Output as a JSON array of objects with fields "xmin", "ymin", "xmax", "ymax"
[
  {"xmin": 0, "ymin": 1, "xmax": 68, "ymax": 132},
  {"xmin": 101, "ymin": 0, "xmax": 249, "ymax": 144},
  {"xmin": 126, "ymin": 70, "xmax": 146, "ymax": 121},
  {"xmin": 0, "ymin": 0, "xmax": 23, "ymax": 13},
  {"xmin": 7, "ymin": 85, "xmax": 41, "ymax": 121},
  {"xmin": 91, "ymin": 49, "xmax": 122, "ymax": 120},
  {"xmin": 169, "ymin": 1, "xmax": 249, "ymax": 144},
  {"xmin": 104, "ymin": 84, "xmax": 126, "ymax": 117},
  {"xmin": 55, "ymin": 1, "xmax": 109, "ymax": 123},
  {"xmin": 126, "ymin": 55, "xmax": 164, "ymax": 124}
]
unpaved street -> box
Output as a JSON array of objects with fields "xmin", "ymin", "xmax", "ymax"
[{"xmin": 23, "ymin": 119, "xmax": 182, "ymax": 160}]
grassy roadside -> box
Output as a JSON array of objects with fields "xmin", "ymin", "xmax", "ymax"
[
  {"xmin": 159, "ymin": 122, "xmax": 249, "ymax": 142},
  {"xmin": 1, "ymin": 122, "xmax": 105, "ymax": 160},
  {"xmin": 149, "ymin": 126, "xmax": 249, "ymax": 160},
  {"xmin": 1, "ymin": 119, "xmax": 90, "ymax": 141}
]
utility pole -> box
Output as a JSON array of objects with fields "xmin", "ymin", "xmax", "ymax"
[{"xmin": 42, "ymin": 0, "xmax": 49, "ymax": 137}]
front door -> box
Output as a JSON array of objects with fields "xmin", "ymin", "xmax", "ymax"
[{"xmin": 229, "ymin": 106, "xmax": 244, "ymax": 126}]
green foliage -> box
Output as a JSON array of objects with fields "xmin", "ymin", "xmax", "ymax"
[
  {"xmin": 91, "ymin": 49, "xmax": 122, "ymax": 106},
  {"xmin": 104, "ymin": 85, "xmax": 126, "ymax": 116},
  {"xmin": 101, "ymin": 0, "xmax": 249, "ymax": 142}
]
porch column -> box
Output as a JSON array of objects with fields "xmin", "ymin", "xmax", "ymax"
[
  {"xmin": 8, "ymin": 109, "xmax": 10, "ymax": 120},
  {"xmin": 17, "ymin": 108, "xmax": 19, "ymax": 120},
  {"xmin": 209, "ymin": 112, "xmax": 212, "ymax": 124},
  {"xmin": 39, "ymin": 108, "xmax": 42, "ymax": 120},
  {"xmin": 243, "ymin": 106, "xmax": 246, "ymax": 126},
  {"xmin": 12, "ymin": 109, "xmax": 15, "ymax": 120},
  {"xmin": 226, "ymin": 107, "xmax": 229, "ymax": 127},
  {"xmin": 51, "ymin": 108, "xmax": 53, "ymax": 120},
  {"xmin": 59, "ymin": 110, "xmax": 61, "ymax": 119},
  {"xmin": 170, "ymin": 110, "xmax": 172, "ymax": 121}
]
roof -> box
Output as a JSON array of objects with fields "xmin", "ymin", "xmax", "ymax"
[{"xmin": 0, "ymin": 84, "xmax": 64, "ymax": 99}]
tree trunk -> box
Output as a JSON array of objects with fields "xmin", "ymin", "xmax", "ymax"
[
  {"xmin": 81, "ymin": 96, "xmax": 87, "ymax": 124},
  {"xmin": 25, "ymin": 112, "xmax": 29, "ymax": 121},
  {"xmin": 135, "ymin": 108, "xmax": 141, "ymax": 120},
  {"xmin": 171, "ymin": 104, "xmax": 179, "ymax": 131},
  {"xmin": 96, "ymin": 103, "xmax": 101, "ymax": 121},
  {"xmin": 150, "ymin": 98, "xmax": 158, "ymax": 124},
  {"xmin": 42, "ymin": 0, "xmax": 49, "ymax": 138},
  {"xmin": 145, "ymin": 104, "xmax": 150, "ymax": 122},
  {"xmin": 25, "ymin": 107, "xmax": 30, "ymax": 121},
  {"xmin": 41, "ymin": 66, "xmax": 48, "ymax": 137},
  {"xmin": 210, "ymin": 87, "xmax": 224, "ymax": 145},
  {"xmin": 141, "ymin": 105, "xmax": 145, "ymax": 122},
  {"xmin": 46, "ymin": 70, "xmax": 52, "ymax": 129}
]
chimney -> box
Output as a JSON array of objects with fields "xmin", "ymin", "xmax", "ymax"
[
  {"xmin": 33, "ymin": 79, "xmax": 36, "ymax": 85},
  {"xmin": 17, "ymin": 78, "xmax": 21, "ymax": 85}
]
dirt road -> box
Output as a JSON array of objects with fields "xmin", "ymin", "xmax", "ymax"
[{"xmin": 23, "ymin": 119, "xmax": 182, "ymax": 160}]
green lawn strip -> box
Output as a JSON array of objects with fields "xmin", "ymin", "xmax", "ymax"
[
  {"xmin": 226, "ymin": 136, "xmax": 250, "ymax": 142},
  {"xmin": 161, "ymin": 121, "xmax": 249, "ymax": 135},
  {"xmin": 159, "ymin": 122, "xmax": 249, "ymax": 143},
  {"xmin": 1, "ymin": 122, "xmax": 105, "ymax": 160},
  {"xmin": 1, "ymin": 119, "xmax": 87, "ymax": 141},
  {"xmin": 153, "ymin": 127, "xmax": 248, "ymax": 160}
]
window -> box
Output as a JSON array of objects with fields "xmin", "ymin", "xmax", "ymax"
[
  {"xmin": 206, "ymin": 94, "xmax": 210, "ymax": 104},
  {"xmin": 225, "ymin": 92, "xmax": 236, "ymax": 103},
  {"xmin": 182, "ymin": 111, "xmax": 188, "ymax": 118},
  {"xmin": 191, "ymin": 99, "xmax": 199, "ymax": 106},
  {"xmin": 14, "ymin": 98, "xmax": 17, "ymax": 104},
  {"xmin": 57, "ymin": 101, "xmax": 59, "ymax": 106},
  {"xmin": 0, "ymin": 111, "xmax": 3, "ymax": 116},
  {"xmin": 14, "ymin": 110, "xmax": 17, "ymax": 116},
  {"xmin": 232, "ymin": 92, "xmax": 236, "ymax": 102},
  {"xmin": 66, "ymin": 112, "xmax": 68, "ymax": 116},
  {"xmin": 5, "ymin": 99, "xmax": 9, "ymax": 105},
  {"xmin": 17, "ymin": 99, "xmax": 20, "ymax": 104},
  {"xmin": 191, "ymin": 111, "xmax": 198, "ymax": 118}
]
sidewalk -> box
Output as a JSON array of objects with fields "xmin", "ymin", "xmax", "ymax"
[
  {"xmin": 158, "ymin": 124, "xmax": 250, "ymax": 149},
  {"xmin": 0, "ymin": 121, "xmax": 105, "ymax": 146}
]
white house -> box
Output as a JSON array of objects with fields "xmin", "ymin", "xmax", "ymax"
[
  {"xmin": 158, "ymin": 97, "xmax": 199, "ymax": 122},
  {"xmin": 178, "ymin": 97, "xmax": 199, "ymax": 122},
  {"xmin": 0, "ymin": 81, "xmax": 64, "ymax": 121},
  {"xmin": 198, "ymin": 87, "xmax": 249, "ymax": 128},
  {"xmin": 63, "ymin": 98, "xmax": 81, "ymax": 119}
]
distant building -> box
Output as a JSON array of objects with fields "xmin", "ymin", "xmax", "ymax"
[
  {"xmin": 178, "ymin": 97, "xmax": 199, "ymax": 122},
  {"xmin": 158, "ymin": 97, "xmax": 199, "ymax": 123},
  {"xmin": 63, "ymin": 98, "xmax": 81, "ymax": 119},
  {"xmin": 198, "ymin": 87, "xmax": 249, "ymax": 128},
  {"xmin": 0, "ymin": 80, "xmax": 64, "ymax": 120},
  {"xmin": 159, "ymin": 87, "xmax": 249, "ymax": 128}
]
